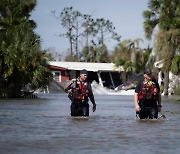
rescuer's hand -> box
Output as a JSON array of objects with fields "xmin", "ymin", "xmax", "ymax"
[
  {"xmin": 92, "ymin": 104, "xmax": 96, "ymax": 112},
  {"xmin": 70, "ymin": 78, "xmax": 76, "ymax": 84},
  {"xmin": 157, "ymin": 105, "xmax": 162, "ymax": 112},
  {"xmin": 135, "ymin": 104, "xmax": 141, "ymax": 112}
]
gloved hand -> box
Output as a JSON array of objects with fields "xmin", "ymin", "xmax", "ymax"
[{"xmin": 92, "ymin": 104, "xmax": 96, "ymax": 112}]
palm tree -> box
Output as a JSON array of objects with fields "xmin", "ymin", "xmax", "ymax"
[
  {"xmin": 112, "ymin": 40, "xmax": 131, "ymax": 63},
  {"xmin": 143, "ymin": 0, "xmax": 180, "ymax": 95},
  {"xmin": 113, "ymin": 41, "xmax": 136, "ymax": 82},
  {"xmin": 128, "ymin": 38, "xmax": 144, "ymax": 64},
  {"xmin": 80, "ymin": 44, "xmax": 109, "ymax": 63},
  {"xmin": 136, "ymin": 46, "xmax": 152, "ymax": 72}
]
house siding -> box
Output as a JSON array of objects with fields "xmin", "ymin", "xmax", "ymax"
[{"xmin": 48, "ymin": 65, "xmax": 69, "ymax": 83}]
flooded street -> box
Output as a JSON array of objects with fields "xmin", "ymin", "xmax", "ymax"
[{"xmin": 0, "ymin": 94, "xmax": 180, "ymax": 154}]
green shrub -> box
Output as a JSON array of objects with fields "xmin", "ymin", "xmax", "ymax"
[{"xmin": 174, "ymin": 84, "xmax": 180, "ymax": 95}]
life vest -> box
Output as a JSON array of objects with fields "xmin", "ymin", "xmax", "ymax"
[
  {"xmin": 69, "ymin": 80, "xmax": 89, "ymax": 102},
  {"xmin": 138, "ymin": 81, "xmax": 159, "ymax": 100}
]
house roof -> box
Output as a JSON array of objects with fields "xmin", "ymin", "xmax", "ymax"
[
  {"xmin": 48, "ymin": 65, "xmax": 67, "ymax": 71},
  {"xmin": 49, "ymin": 61, "xmax": 124, "ymax": 72}
]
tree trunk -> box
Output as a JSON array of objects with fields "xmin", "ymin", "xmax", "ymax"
[
  {"xmin": 121, "ymin": 71, "xmax": 127, "ymax": 83},
  {"xmin": 131, "ymin": 48, "xmax": 136, "ymax": 64},
  {"xmin": 163, "ymin": 71, "xmax": 169, "ymax": 95},
  {"xmin": 75, "ymin": 22, "xmax": 78, "ymax": 57},
  {"xmin": 70, "ymin": 37, "xmax": 73, "ymax": 56},
  {"xmin": 69, "ymin": 28, "xmax": 73, "ymax": 56}
]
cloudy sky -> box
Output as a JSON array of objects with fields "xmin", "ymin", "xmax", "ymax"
[{"xmin": 31, "ymin": 0, "xmax": 152, "ymax": 54}]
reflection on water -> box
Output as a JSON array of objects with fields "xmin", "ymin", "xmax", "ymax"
[{"xmin": 0, "ymin": 94, "xmax": 179, "ymax": 154}]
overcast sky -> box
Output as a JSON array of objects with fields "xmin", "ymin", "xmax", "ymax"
[{"xmin": 31, "ymin": 0, "xmax": 152, "ymax": 54}]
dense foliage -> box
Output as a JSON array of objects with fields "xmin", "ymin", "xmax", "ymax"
[
  {"xmin": 143, "ymin": 0, "xmax": 180, "ymax": 95},
  {"xmin": 0, "ymin": 0, "xmax": 52, "ymax": 97}
]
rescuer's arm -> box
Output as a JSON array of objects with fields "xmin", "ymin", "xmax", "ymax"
[
  {"xmin": 134, "ymin": 82, "xmax": 141, "ymax": 112},
  {"xmin": 134, "ymin": 92, "xmax": 141, "ymax": 112},
  {"xmin": 155, "ymin": 81, "xmax": 162, "ymax": 112},
  {"xmin": 64, "ymin": 79, "xmax": 76, "ymax": 93},
  {"xmin": 88, "ymin": 84, "xmax": 96, "ymax": 112},
  {"xmin": 89, "ymin": 92, "xmax": 96, "ymax": 112},
  {"xmin": 157, "ymin": 92, "xmax": 162, "ymax": 112}
]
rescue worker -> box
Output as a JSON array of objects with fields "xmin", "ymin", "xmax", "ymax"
[
  {"xmin": 64, "ymin": 69, "xmax": 96, "ymax": 116},
  {"xmin": 134, "ymin": 69, "xmax": 162, "ymax": 119}
]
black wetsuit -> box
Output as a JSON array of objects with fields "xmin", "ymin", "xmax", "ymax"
[
  {"xmin": 135, "ymin": 79, "xmax": 160, "ymax": 119},
  {"xmin": 70, "ymin": 99, "xmax": 90, "ymax": 116}
]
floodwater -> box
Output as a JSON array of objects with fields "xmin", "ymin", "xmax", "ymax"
[{"xmin": 0, "ymin": 94, "xmax": 179, "ymax": 154}]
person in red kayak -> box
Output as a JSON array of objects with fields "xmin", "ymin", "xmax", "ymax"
[{"xmin": 65, "ymin": 69, "xmax": 96, "ymax": 116}]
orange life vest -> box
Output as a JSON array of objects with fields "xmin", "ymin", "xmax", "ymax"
[{"xmin": 138, "ymin": 81, "xmax": 159, "ymax": 100}]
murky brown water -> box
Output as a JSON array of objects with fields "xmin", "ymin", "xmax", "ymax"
[{"xmin": 0, "ymin": 94, "xmax": 179, "ymax": 154}]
